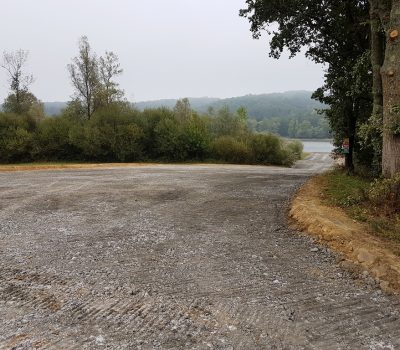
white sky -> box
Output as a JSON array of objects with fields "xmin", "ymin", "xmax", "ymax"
[{"xmin": 0, "ymin": 0, "xmax": 324, "ymax": 102}]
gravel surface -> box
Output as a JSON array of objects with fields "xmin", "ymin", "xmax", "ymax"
[{"xmin": 0, "ymin": 154, "xmax": 399, "ymax": 349}]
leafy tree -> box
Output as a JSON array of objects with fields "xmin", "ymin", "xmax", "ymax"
[
  {"xmin": 154, "ymin": 117, "xmax": 185, "ymax": 160},
  {"xmin": 114, "ymin": 124, "xmax": 144, "ymax": 161},
  {"xmin": 68, "ymin": 36, "xmax": 100, "ymax": 119},
  {"xmin": 32, "ymin": 117, "xmax": 74, "ymax": 160},
  {"xmin": 236, "ymin": 106, "xmax": 248, "ymax": 124},
  {"xmin": 27, "ymin": 101, "xmax": 46, "ymax": 123},
  {"xmin": 3, "ymin": 91, "xmax": 39, "ymax": 115},
  {"xmin": 240, "ymin": 0, "xmax": 371, "ymax": 172},
  {"xmin": 68, "ymin": 37, "xmax": 125, "ymax": 119},
  {"xmin": 1, "ymin": 50, "xmax": 37, "ymax": 114},
  {"xmin": 98, "ymin": 51, "xmax": 124, "ymax": 106},
  {"xmin": 174, "ymin": 98, "xmax": 192, "ymax": 121},
  {"xmin": 181, "ymin": 114, "xmax": 211, "ymax": 159},
  {"xmin": 0, "ymin": 113, "xmax": 35, "ymax": 162},
  {"xmin": 211, "ymin": 106, "xmax": 249, "ymax": 139}
]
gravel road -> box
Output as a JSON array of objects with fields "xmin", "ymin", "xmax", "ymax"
[{"xmin": 0, "ymin": 154, "xmax": 399, "ymax": 349}]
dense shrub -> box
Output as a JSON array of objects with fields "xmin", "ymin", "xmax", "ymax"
[
  {"xmin": 0, "ymin": 113, "xmax": 35, "ymax": 162},
  {"xmin": 32, "ymin": 117, "xmax": 74, "ymax": 160},
  {"xmin": 0, "ymin": 106, "xmax": 303, "ymax": 166},
  {"xmin": 249, "ymin": 134, "xmax": 282, "ymax": 165},
  {"xmin": 113, "ymin": 124, "xmax": 144, "ymax": 161},
  {"xmin": 181, "ymin": 115, "xmax": 211, "ymax": 160},
  {"xmin": 212, "ymin": 136, "xmax": 252, "ymax": 163},
  {"xmin": 368, "ymin": 174, "xmax": 400, "ymax": 211},
  {"xmin": 285, "ymin": 140, "xmax": 304, "ymax": 159}
]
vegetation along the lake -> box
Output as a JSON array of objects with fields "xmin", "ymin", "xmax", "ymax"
[
  {"xmin": 0, "ymin": 38, "xmax": 302, "ymax": 166},
  {"xmin": 241, "ymin": 0, "xmax": 400, "ymax": 179}
]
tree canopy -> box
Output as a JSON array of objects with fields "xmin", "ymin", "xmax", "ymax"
[{"xmin": 241, "ymin": 0, "xmax": 373, "ymax": 172}]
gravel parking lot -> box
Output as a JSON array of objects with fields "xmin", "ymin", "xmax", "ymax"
[{"xmin": 1, "ymin": 155, "xmax": 399, "ymax": 349}]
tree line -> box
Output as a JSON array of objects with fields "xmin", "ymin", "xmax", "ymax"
[
  {"xmin": 240, "ymin": 0, "xmax": 400, "ymax": 178},
  {"xmin": 41, "ymin": 92, "xmax": 331, "ymax": 139},
  {"xmin": 0, "ymin": 37, "xmax": 303, "ymax": 166}
]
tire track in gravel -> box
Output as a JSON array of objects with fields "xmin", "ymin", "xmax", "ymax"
[{"xmin": 1, "ymin": 158, "xmax": 400, "ymax": 349}]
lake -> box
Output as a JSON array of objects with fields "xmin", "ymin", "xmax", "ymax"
[{"xmin": 300, "ymin": 140, "xmax": 334, "ymax": 153}]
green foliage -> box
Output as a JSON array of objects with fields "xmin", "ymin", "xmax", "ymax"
[
  {"xmin": 67, "ymin": 36, "xmax": 125, "ymax": 119},
  {"xmin": 211, "ymin": 106, "xmax": 249, "ymax": 139},
  {"xmin": 249, "ymin": 134, "xmax": 283, "ymax": 165},
  {"xmin": 389, "ymin": 105, "xmax": 400, "ymax": 136},
  {"xmin": 154, "ymin": 117, "xmax": 186, "ymax": 161},
  {"xmin": 113, "ymin": 124, "xmax": 144, "ymax": 162},
  {"xmin": 324, "ymin": 170, "xmax": 368, "ymax": 207},
  {"xmin": 368, "ymin": 174, "xmax": 400, "ymax": 208},
  {"xmin": 0, "ymin": 113, "xmax": 35, "ymax": 162},
  {"xmin": 212, "ymin": 136, "xmax": 252, "ymax": 164},
  {"xmin": 134, "ymin": 92, "xmax": 329, "ymax": 139},
  {"xmin": 240, "ymin": 0, "xmax": 372, "ymax": 172},
  {"xmin": 0, "ymin": 105, "xmax": 302, "ymax": 167},
  {"xmin": 285, "ymin": 140, "xmax": 304, "ymax": 160},
  {"xmin": 3, "ymin": 91, "xmax": 39, "ymax": 115},
  {"xmin": 181, "ymin": 115, "xmax": 211, "ymax": 160},
  {"xmin": 32, "ymin": 117, "xmax": 74, "ymax": 160},
  {"xmin": 322, "ymin": 169, "xmax": 400, "ymax": 242}
]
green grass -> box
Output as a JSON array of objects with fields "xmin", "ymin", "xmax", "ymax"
[
  {"xmin": 323, "ymin": 170, "xmax": 369, "ymax": 207},
  {"xmin": 321, "ymin": 169, "xmax": 400, "ymax": 243}
]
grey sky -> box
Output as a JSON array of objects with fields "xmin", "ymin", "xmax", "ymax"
[{"xmin": 0, "ymin": 0, "xmax": 324, "ymax": 102}]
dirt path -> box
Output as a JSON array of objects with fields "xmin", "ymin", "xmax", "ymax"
[{"xmin": 0, "ymin": 156, "xmax": 399, "ymax": 349}]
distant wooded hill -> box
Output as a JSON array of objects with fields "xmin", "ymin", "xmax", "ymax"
[
  {"xmin": 43, "ymin": 91, "xmax": 329, "ymax": 139},
  {"xmin": 134, "ymin": 91, "xmax": 329, "ymax": 138}
]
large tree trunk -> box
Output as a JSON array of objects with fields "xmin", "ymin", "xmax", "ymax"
[
  {"xmin": 369, "ymin": 0, "xmax": 387, "ymax": 173},
  {"xmin": 381, "ymin": 0, "xmax": 400, "ymax": 177},
  {"xmin": 345, "ymin": 102, "xmax": 357, "ymax": 173},
  {"xmin": 370, "ymin": 0, "xmax": 385, "ymax": 118}
]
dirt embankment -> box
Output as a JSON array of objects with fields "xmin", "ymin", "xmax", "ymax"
[{"xmin": 290, "ymin": 176, "xmax": 400, "ymax": 294}]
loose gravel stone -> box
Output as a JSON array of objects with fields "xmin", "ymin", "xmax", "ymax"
[{"xmin": 0, "ymin": 156, "xmax": 399, "ymax": 349}]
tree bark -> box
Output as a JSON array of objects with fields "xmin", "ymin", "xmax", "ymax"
[
  {"xmin": 370, "ymin": 0, "xmax": 385, "ymax": 118},
  {"xmin": 381, "ymin": 0, "xmax": 400, "ymax": 177},
  {"xmin": 345, "ymin": 100, "xmax": 356, "ymax": 173}
]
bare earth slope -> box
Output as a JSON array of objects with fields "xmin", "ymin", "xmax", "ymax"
[{"xmin": 0, "ymin": 155, "xmax": 399, "ymax": 349}]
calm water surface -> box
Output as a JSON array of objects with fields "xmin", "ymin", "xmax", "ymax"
[{"xmin": 301, "ymin": 140, "xmax": 334, "ymax": 153}]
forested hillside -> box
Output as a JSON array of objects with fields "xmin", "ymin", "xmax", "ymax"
[
  {"xmin": 42, "ymin": 91, "xmax": 329, "ymax": 139},
  {"xmin": 135, "ymin": 91, "xmax": 329, "ymax": 138}
]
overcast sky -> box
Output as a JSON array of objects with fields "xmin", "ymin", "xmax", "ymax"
[{"xmin": 0, "ymin": 0, "xmax": 324, "ymax": 102}]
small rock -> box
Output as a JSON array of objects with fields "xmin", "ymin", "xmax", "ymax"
[
  {"xmin": 95, "ymin": 335, "xmax": 105, "ymax": 345},
  {"xmin": 273, "ymin": 279, "xmax": 280, "ymax": 284},
  {"xmin": 357, "ymin": 248, "xmax": 376, "ymax": 266},
  {"xmin": 310, "ymin": 248, "xmax": 319, "ymax": 253},
  {"xmin": 380, "ymin": 280, "xmax": 390, "ymax": 292}
]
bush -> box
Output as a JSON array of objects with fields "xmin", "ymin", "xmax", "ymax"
[
  {"xmin": 212, "ymin": 136, "xmax": 252, "ymax": 163},
  {"xmin": 368, "ymin": 174, "xmax": 400, "ymax": 212},
  {"xmin": 249, "ymin": 133, "xmax": 281, "ymax": 165},
  {"xmin": 285, "ymin": 140, "xmax": 304, "ymax": 159},
  {"xmin": 0, "ymin": 113, "xmax": 36, "ymax": 162},
  {"xmin": 0, "ymin": 105, "xmax": 301, "ymax": 167},
  {"xmin": 154, "ymin": 117, "xmax": 186, "ymax": 161},
  {"xmin": 114, "ymin": 124, "xmax": 144, "ymax": 161},
  {"xmin": 181, "ymin": 115, "xmax": 211, "ymax": 160},
  {"xmin": 32, "ymin": 117, "xmax": 76, "ymax": 160}
]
